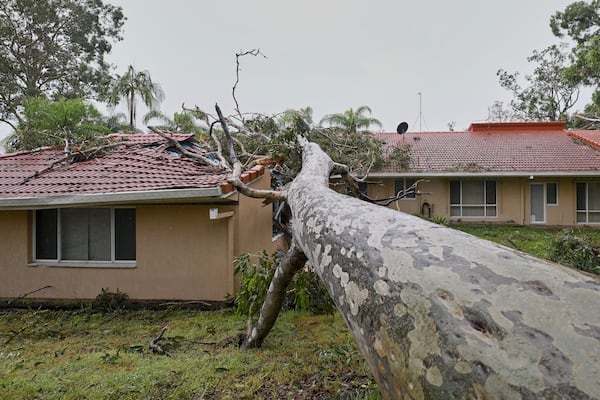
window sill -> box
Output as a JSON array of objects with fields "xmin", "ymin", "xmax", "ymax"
[{"xmin": 28, "ymin": 262, "xmax": 136, "ymax": 269}]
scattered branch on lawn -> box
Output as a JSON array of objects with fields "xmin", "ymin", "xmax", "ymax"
[
  {"xmin": 149, "ymin": 325, "xmax": 172, "ymax": 357},
  {"xmin": 215, "ymin": 103, "xmax": 287, "ymax": 201},
  {"xmin": 148, "ymin": 126, "xmax": 226, "ymax": 170},
  {"xmin": 157, "ymin": 300, "xmax": 213, "ymax": 307},
  {"xmin": 6, "ymin": 285, "xmax": 53, "ymax": 306}
]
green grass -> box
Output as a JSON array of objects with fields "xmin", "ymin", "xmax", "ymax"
[
  {"xmin": 0, "ymin": 308, "xmax": 379, "ymax": 400},
  {"xmin": 450, "ymin": 224, "xmax": 600, "ymax": 262}
]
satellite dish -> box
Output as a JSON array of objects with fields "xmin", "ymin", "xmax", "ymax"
[{"xmin": 396, "ymin": 122, "xmax": 409, "ymax": 134}]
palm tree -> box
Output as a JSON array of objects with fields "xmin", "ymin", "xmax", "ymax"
[
  {"xmin": 108, "ymin": 65, "xmax": 165, "ymax": 131},
  {"xmin": 319, "ymin": 105, "xmax": 383, "ymax": 133}
]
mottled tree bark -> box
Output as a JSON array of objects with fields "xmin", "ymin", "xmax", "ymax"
[{"xmin": 282, "ymin": 138, "xmax": 600, "ymax": 399}]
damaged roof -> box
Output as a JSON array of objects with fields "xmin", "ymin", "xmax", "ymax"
[
  {"xmin": 373, "ymin": 122, "xmax": 600, "ymax": 176},
  {"xmin": 0, "ymin": 133, "xmax": 264, "ymax": 208}
]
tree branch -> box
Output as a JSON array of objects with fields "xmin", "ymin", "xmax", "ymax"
[{"xmin": 215, "ymin": 103, "xmax": 286, "ymax": 201}]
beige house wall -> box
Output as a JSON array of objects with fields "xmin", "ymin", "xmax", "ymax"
[
  {"xmin": 372, "ymin": 176, "xmax": 582, "ymax": 226},
  {"xmin": 0, "ymin": 175, "xmax": 274, "ymax": 302}
]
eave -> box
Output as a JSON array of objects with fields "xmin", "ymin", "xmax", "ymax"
[
  {"xmin": 368, "ymin": 171, "xmax": 600, "ymax": 178},
  {"xmin": 0, "ymin": 187, "xmax": 235, "ymax": 210}
]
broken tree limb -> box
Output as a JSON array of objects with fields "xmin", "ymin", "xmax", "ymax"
[
  {"xmin": 242, "ymin": 244, "xmax": 308, "ymax": 349},
  {"xmin": 149, "ymin": 325, "xmax": 172, "ymax": 357},
  {"xmin": 282, "ymin": 137, "xmax": 599, "ymax": 399},
  {"xmin": 215, "ymin": 103, "xmax": 287, "ymax": 201},
  {"xmin": 6, "ymin": 285, "xmax": 53, "ymax": 306}
]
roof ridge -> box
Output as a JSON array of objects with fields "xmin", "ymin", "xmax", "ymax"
[
  {"xmin": 568, "ymin": 131, "xmax": 600, "ymax": 150},
  {"xmin": 0, "ymin": 146, "xmax": 55, "ymax": 159}
]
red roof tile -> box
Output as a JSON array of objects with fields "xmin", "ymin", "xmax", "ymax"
[
  {"xmin": 0, "ymin": 134, "xmax": 232, "ymax": 199},
  {"xmin": 375, "ymin": 126, "xmax": 600, "ymax": 174}
]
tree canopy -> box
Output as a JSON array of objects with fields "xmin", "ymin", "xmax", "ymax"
[
  {"xmin": 495, "ymin": 1, "xmax": 600, "ymax": 125},
  {"xmin": 0, "ymin": 0, "xmax": 125, "ymax": 129},
  {"xmin": 108, "ymin": 65, "xmax": 165, "ymax": 131},
  {"xmin": 2, "ymin": 97, "xmax": 109, "ymax": 152},
  {"xmin": 319, "ymin": 106, "xmax": 383, "ymax": 133}
]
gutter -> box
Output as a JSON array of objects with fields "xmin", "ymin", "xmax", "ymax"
[
  {"xmin": 368, "ymin": 171, "xmax": 600, "ymax": 178},
  {"xmin": 0, "ymin": 187, "xmax": 227, "ymax": 210}
]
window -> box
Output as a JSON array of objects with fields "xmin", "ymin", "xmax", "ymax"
[
  {"xmin": 450, "ymin": 180, "xmax": 497, "ymax": 217},
  {"xmin": 34, "ymin": 208, "xmax": 136, "ymax": 263},
  {"xmin": 394, "ymin": 178, "xmax": 416, "ymax": 200},
  {"xmin": 576, "ymin": 182, "xmax": 600, "ymax": 223},
  {"xmin": 546, "ymin": 183, "xmax": 558, "ymax": 206}
]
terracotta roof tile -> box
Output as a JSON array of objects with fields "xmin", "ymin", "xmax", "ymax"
[
  {"xmin": 375, "ymin": 127, "xmax": 600, "ymax": 173},
  {"xmin": 0, "ymin": 134, "xmax": 232, "ymax": 199}
]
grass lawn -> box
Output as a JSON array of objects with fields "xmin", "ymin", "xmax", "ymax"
[
  {"xmin": 0, "ymin": 308, "xmax": 379, "ymax": 400},
  {"xmin": 450, "ymin": 224, "xmax": 600, "ymax": 265},
  {"xmin": 1, "ymin": 225, "xmax": 597, "ymax": 399}
]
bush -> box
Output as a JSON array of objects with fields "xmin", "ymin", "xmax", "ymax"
[
  {"xmin": 547, "ymin": 229, "xmax": 600, "ymax": 274},
  {"xmin": 233, "ymin": 251, "xmax": 335, "ymax": 319},
  {"xmin": 93, "ymin": 288, "xmax": 129, "ymax": 311}
]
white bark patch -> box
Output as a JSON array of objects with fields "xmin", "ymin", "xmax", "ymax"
[
  {"xmin": 319, "ymin": 244, "xmax": 332, "ymax": 271},
  {"xmin": 394, "ymin": 303, "xmax": 407, "ymax": 317},
  {"xmin": 455, "ymin": 361, "xmax": 472, "ymax": 375},
  {"xmin": 374, "ymin": 280, "xmax": 390, "ymax": 296},
  {"xmin": 378, "ymin": 267, "xmax": 387, "ymax": 278},
  {"xmin": 386, "ymin": 251, "xmax": 414, "ymax": 282},
  {"xmin": 345, "ymin": 281, "xmax": 369, "ymax": 316},
  {"xmin": 333, "ymin": 264, "xmax": 349, "ymax": 286}
]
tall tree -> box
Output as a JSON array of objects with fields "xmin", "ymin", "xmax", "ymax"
[
  {"xmin": 0, "ymin": 0, "xmax": 125, "ymax": 129},
  {"xmin": 497, "ymin": 44, "xmax": 580, "ymax": 121},
  {"xmin": 3, "ymin": 97, "xmax": 109, "ymax": 152},
  {"xmin": 108, "ymin": 65, "xmax": 165, "ymax": 131},
  {"xmin": 319, "ymin": 105, "xmax": 383, "ymax": 133}
]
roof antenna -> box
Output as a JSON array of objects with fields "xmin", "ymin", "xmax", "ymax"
[{"xmin": 412, "ymin": 92, "xmax": 428, "ymax": 132}]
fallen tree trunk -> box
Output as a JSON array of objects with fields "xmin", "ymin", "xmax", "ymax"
[{"xmin": 283, "ymin": 138, "xmax": 599, "ymax": 399}]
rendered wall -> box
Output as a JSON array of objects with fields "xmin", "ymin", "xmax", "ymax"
[
  {"xmin": 373, "ymin": 177, "xmax": 582, "ymax": 226},
  {"xmin": 0, "ymin": 177, "xmax": 274, "ymax": 302}
]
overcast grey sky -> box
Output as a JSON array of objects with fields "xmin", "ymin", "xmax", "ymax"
[{"xmin": 0, "ymin": 0, "xmax": 584, "ymax": 150}]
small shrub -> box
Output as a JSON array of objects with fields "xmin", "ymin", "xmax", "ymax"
[
  {"xmin": 93, "ymin": 288, "xmax": 129, "ymax": 311},
  {"xmin": 431, "ymin": 215, "xmax": 448, "ymax": 226},
  {"xmin": 233, "ymin": 251, "xmax": 335, "ymax": 319},
  {"xmin": 547, "ymin": 229, "xmax": 600, "ymax": 274}
]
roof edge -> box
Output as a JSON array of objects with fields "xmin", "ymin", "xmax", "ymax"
[
  {"xmin": 468, "ymin": 121, "xmax": 566, "ymax": 132},
  {"xmin": 368, "ymin": 171, "xmax": 600, "ymax": 178},
  {"xmin": 0, "ymin": 187, "xmax": 224, "ymax": 210}
]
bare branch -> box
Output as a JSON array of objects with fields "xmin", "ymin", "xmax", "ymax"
[
  {"xmin": 149, "ymin": 325, "xmax": 172, "ymax": 356},
  {"xmin": 232, "ymin": 49, "xmax": 267, "ymax": 121},
  {"xmin": 215, "ymin": 103, "xmax": 286, "ymax": 201},
  {"xmin": 148, "ymin": 126, "xmax": 226, "ymax": 170}
]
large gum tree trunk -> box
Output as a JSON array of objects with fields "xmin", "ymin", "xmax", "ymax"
[{"xmin": 284, "ymin": 140, "xmax": 599, "ymax": 399}]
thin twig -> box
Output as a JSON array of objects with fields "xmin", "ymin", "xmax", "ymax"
[
  {"xmin": 6, "ymin": 285, "xmax": 53, "ymax": 306},
  {"xmin": 149, "ymin": 325, "xmax": 172, "ymax": 356},
  {"xmin": 232, "ymin": 49, "xmax": 267, "ymax": 121}
]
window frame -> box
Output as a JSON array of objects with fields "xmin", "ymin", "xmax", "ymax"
[
  {"xmin": 576, "ymin": 182, "xmax": 600, "ymax": 224},
  {"xmin": 32, "ymin": 207, "xmax": 136, "ymax": 267},
  {"xmin": 450, "ymin": 180, "xmax": 497, "ymax": 218},
  {"xmin": 393, "ymin": 178, "xmax": 417, "ymax": 200}
]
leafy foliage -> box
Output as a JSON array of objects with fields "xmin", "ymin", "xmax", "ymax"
[
  {"xmin": 497, "ymin": 44, "xmax": 580, "ymax": 122},
  {"xmin": 547, "ymin": 229, "xmax": 600, "ymax": 274},
  {"xmin": 387, "ymin": 143, "xmax": 412, "ymax": 170},
  {"xmin": 319, "ymin": 105, "xmax": 383, "ymax": 133},
  {"xmin": 3, "ymin": 97, "xmax": 109, "ymax": 152},
  {"xmin": 108, "ymin": 65, "xmax": 165, "ymax": 130},
  {"xmin": 93, "ymin": 288, "xmax": 129, "ymax": 311},
  {"xmin": 0, "ymin": 0, "xmax": 125, "ymax": 126},
  {"xmin": 233, "ymin": 251, "xmax": 335, "ymax": 319}
]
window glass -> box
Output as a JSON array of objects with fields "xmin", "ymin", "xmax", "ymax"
[
  {"xmin": 394, "ymin": 178, "xmax": 416, "ymax": 199},
  {"xmin": 462, "ymin": 181, "xmax": 484, "ymax": 204},
  {"xmin": 588, "ymin": 182, "xmax": 600, "ymax": 210},
  {"xmin": 485, "ymin": 181, "xmax": 496, "ymax": 204},
  {"xmin": 115, "ymin": 209, "xmax": 136, "ymax": 260},
  {"xmin": 546, "ymin": 183, "xmax": 557, "ymax": 205},
  {"xmin": 88, "ymin": 208, "xmax": 111, "ymax": 261},
  {"xmin": 61, "ymin": 208, "xmax": 89, "ymax": 260},
  {"xmin": 35, "ymin": 209, "xmax": 57, "ymax": 259},
  {"xmin": 450, "ymin": 181, "xmax": 460, "ymax": 204},
  {"xmin": 576, "ymin": 183, "xmax": 586, "ymax": 210}
]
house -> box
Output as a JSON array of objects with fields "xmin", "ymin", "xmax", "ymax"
[
  {"xmin": 368, "ymin": 121, "xmax": 600, "ymax": 226},
  {"xmin": 0, "ymin": 134, "xmax": 274, "ymax": 303}
]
